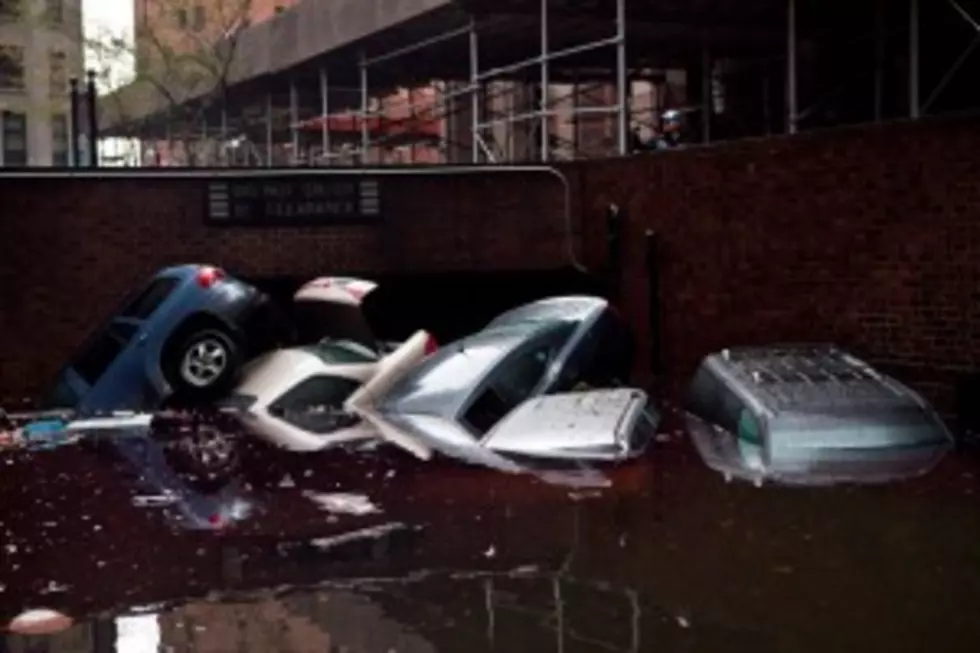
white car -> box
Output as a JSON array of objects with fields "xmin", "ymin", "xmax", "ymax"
[{"xmin": 223, "ymin": 277, "xmax": 438, "ymax": 452}]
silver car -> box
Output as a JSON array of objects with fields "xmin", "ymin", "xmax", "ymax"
[
  {"xmin": 684, "ymin": 344, "xmax": 954, "ymax": 486},
  {"xmin": 352, "ymin": 296, "xmax": 655, "ymax": 477}
]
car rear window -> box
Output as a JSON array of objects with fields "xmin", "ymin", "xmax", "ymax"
[
  {"xmin": 462, "ymin": 322, "xmax": 577, "ymax": 435},
  {"xmin": 686, "ymin": 366, "xmax": 761, "ymax": 444},
  {"xmin": 72, "ymin": 322, "xmax": 139, "ymax": 385},
  {"xmin": 119, "ymin": 276, "xmax": 181, "ymax": 319}
]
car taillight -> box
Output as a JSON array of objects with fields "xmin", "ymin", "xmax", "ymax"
[
  {"xmin": 424, "ymin": 333, "xmax": 439, "ymax": 356},
  {"xmin": 196, "ymin": 266, "xmax": 225, "ymax": 288}
]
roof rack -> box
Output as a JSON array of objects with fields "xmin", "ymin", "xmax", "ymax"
[{"xmin": 715, "ymin": 345, "xmax": 908, "ymax": 414}]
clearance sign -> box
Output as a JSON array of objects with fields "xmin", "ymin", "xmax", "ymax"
[{"xmin": 205, "ymin": 176, "xmax": 381, "ymax": 226}]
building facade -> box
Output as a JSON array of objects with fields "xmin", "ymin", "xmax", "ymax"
[{"xmin": 0, "ymin": 0, "xmax": 83, "ymax": 166}]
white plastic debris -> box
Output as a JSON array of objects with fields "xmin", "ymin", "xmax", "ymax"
[
  {"xmin": 8, "ymin": 608, "xmax": 73, "ymax": 635},
  {"xmin": 483, "ymin": 545, "xmax": 496, "ymax": 559},
  {"xmin": 279, "ymin": 474, "xmax": 296, "ymax": 488},
  {"xmin": 302, "ymin": 491, "xmax": 381, "ymax": 516}
]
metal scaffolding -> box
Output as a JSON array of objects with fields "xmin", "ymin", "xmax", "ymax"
[
  {"xmin": 281, "ymin": 0, "xmax": 635, "ymax": 165},
  {"xmin": 137, "ymin": 0, "xmax": 980, "ymax": 168}
]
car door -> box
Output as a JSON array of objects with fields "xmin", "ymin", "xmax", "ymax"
[
  {"xmin": 292, "ymin": 277, "xmax": 381, "ymax": 352},
  {"xmin": 73, "ymin": 277, "xmax": 182, "ymax": 413}
]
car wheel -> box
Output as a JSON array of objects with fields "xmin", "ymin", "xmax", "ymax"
[
  {"xmin": 171, "ymin": 329, "xmax": 241, "ymax": 399},
  {"xmin": 165, "ymin": 423, "xmax": 240, "ymax": 489}
]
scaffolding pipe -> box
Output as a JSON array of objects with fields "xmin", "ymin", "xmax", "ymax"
[
  {"xmin": 360, "ymin": 53, "xmax": 369, "ymax": 161},
  {"xmin": 910, "ymin": 0, "xmax": 919, "ymax": 118},
  {"xmin": 219, "ymin": 106, "xmax": 227, "ymax": 166},
  {"xmin": 348, "ymin": 36, "xmax": 619, "ymax": 125},
  {"xmin": 264, "ymin": 92, "xmax": 273, "ymax": 167},
  {"xmin": 540, "ymin": 0, "xmax": 550, "ymax": 161},
  {"xmin": 289, "ymin": 78, "xmax": 299, "ymax": 164},
  {"xmin": 475, "ymin": 105, "xmax": 617, "ymax": 130},
  {"xmin": 787, "ymin": 0, "xmax": 798, "ymax": 133},
  {"xmin": 318, "ymin": 67, "xmax": 330, "ymax": 165},
  {"xmin": 701, "ymin": 37, "xmax": 712, "ymax": 143},
  {"xmin": 921, "ymin": 0, "xmax": 980, "ymax": 114},
  {"xmin": 874, "ymin": 0, "xmax": 884, "ymax": 120},
  {"xmin": 362, "ymin": 24, "xmax": 474, "ymax": 66},
  {"xmin": 476, "ymin": 35, "xmax": 620, "ymax": 84},
  {"xmin": 470, "ymin": 21, "xmax": 480, "ymax": 163},
  {"xmin": 616, "ymin": 0, "xmax": 627, "ymax": 154}
]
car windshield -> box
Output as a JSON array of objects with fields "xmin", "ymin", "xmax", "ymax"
[
  {"xmin": 769, "ymin": 408, "xmax": 951, "ymax": 450},
  {"xmin": 382, "ymin": 330, "xmax": 523, "ymax": 406},
  {"xmin": 461, "ymin": 321, "xmax": 579, "ymax": 435},
  {"xmin": 297, "ymin": 341, "xmax": 377, "ymax": 365},
  {"xmin": 486, "ymin": 297, "xmax": 601, "ymax": 330}
]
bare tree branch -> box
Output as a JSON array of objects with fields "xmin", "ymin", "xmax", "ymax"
[{"xmin": 88, "ymin": 0, "xmax": 256, "ymax": 163}]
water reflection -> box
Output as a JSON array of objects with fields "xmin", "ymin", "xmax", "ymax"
[{"xmin": 2, "ymin": 419, "xmax": 980, "ymax": 652}]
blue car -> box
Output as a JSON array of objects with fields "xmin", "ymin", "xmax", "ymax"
[{"xmin": 43, "ymin": 264, "xmax": 285, "ymax": 414}]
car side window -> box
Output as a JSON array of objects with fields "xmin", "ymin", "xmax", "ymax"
[
  {"xmin": 464, "ymin": 323, "xmax": 577, "ymax": 435},
  {"xmin": 119, "ymin": 277, "xmax": 180, "ymax": 320},
  {"xmin": 71, "ymin": 322, "xmax": 140, "ymax": 385},
  {"xmin": 269, "ymin": 375, "xmax": 362, "ymax": 434},
  {"xmin": 686, "ymin": 366, "xmax": 759, "ymax": 440}
]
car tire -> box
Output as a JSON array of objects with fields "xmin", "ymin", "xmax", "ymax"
[
  {"xmin": 169, "ymin": 329, "xmax": 241, "ymax": 401},
  {"xmin": 164, "ymin": 422, "xmax": 240, "ymax": 491}
]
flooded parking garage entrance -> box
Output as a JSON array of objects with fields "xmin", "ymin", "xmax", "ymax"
[
  {"xmin": 2, "ymin": 412, "xmax": 980, "ymax": 652},
  {"xmin": 5, "ymin": 117, "xmax": 980, "ymax": 651}
]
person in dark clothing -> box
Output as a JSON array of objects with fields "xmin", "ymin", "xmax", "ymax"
[{"xmin": 652, "ymin": 109, "xmax": 685, "ymax": 149}]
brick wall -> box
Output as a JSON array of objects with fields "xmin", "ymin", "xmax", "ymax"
[
  {"xmin": 2, "ymin": 115, "xmax": 979, "ymax": 412},
  {"xmin": 0, "ymin": 170, "xmax": 572, "ymax": 401},
  {"xmin": 578, "ymin": 115, "xmax": 980, "ymax": 412}
]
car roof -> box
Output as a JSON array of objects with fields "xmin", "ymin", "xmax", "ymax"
[
  {"xmin": 485, "ymin": 296, "xmax": 607, "ymax": 330},
  {"xmin": 377, "ymin": 322, "xmax": 551, "ymax": 420},
  {"xmin": 704, "ymin": 344, "xmax": 927, "ymax": 417},
  {"xmin": 154, "ymin": 264, "xmax": 210, "ymax": 278}
]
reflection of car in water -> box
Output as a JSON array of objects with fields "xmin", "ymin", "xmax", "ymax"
[
  {"xmin": 221, "ymin": 521, "xmax": 421, "ymax": 590},
  {"xmin": 684, "ymin": 344, "xmax": 954, "ymax": 486},
  {"xmin": 42, "ymin": 265, "xmax": 285, "ymax": 414},
  {"xmin": 221, "ymin": 277, "xmax": 438, "ymax": 452},
  {"xmin": 344, "ymin": 296, "xmax": 656, "ymax": 479},
  {"xmin": 31, "ymin": 413, "xmax": 254, "ymax": 530}
]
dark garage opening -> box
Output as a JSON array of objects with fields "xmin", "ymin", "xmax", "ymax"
[{"xmin": 245, "ymin": 268, "xmax": 609, "ymax": 345}]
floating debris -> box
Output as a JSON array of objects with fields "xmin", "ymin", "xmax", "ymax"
[
  {"xmin": 302, "ymin": 491, "xmax": 381, "ymax": 516},
  {"xmin": 8, "ymin": 609, "xmax": 74, "ymax": 635}
]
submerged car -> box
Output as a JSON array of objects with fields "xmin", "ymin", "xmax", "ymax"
[
  {"xmin": 226, "ymin": 293, "xmax": 647, "ymax": 479},
  {"xmin": 222, "ymin": 277, "xmax": 438, "ymax": 452},
  {"xmin": 3, "ymin": 412, "xmax": 252, "ymax": 530},
  {"xmin": 684, "ymin": 344, "xmax": 954, "ymax": 486},
  {"xmin": 343, "ymin": 296, "xmax": 655, "ymax": 479},
  {"xmin": 42, "ymin": 264, "xmax": 286, "ymax": 414}
]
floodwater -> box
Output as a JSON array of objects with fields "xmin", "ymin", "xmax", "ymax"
[{"xmin": 2, "ymin": 415, "xmax": 980, "ymax": 653}]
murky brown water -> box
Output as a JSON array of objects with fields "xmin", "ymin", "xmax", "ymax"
[{"xmin": 2, "ymin": 417, "xmax": 979, "ymax": 653}]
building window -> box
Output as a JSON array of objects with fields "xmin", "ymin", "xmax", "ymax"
[
  {"xmin": 52, "ymin": 113, "xmax": 68, "ymax": 166},
  {"xmin": 49, "ymin": 51, "xmax": 67, "ymax": 95},
  {"xmin": 45, "ymin": 0, "xmax": 64, "ymax": 24},
  {"xmin": 175, "ymin": 8, "xmax": 187, "ymax": 29},
  {"xmin": 2, "ymin": 110, "xmax": 28, "ymax": 166},
  {"xmin": 0, "ymin": 0, "xmax": 19, "ymax": 21},
  {"xmin": 192, "ymin": 5, "xmax": 205, "ymax": 31},
  {"xmin": 0, "ymin": 45, "xmax": 25, "ymax": 91}
]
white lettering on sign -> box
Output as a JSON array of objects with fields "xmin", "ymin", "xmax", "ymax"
[{"xmin": 208, "ymin": 179, "xmax": 380, "ymax": 223}]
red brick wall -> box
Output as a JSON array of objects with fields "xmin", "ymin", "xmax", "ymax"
[
  {"xmin": 577, "ymin": 115, "xmax": 980, "ymax": 411},
  {"xmin": 2, "ymin": 115, "xmax": 979, "ymax": 412},
  {"xmin": 0, "ymin": 171, "xmax": 572, "ymax": 401}
]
